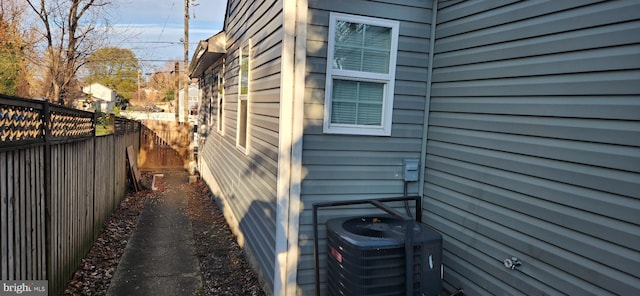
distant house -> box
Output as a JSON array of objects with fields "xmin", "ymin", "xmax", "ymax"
[
  {"xmin": 178, "ymin": 83, "xmax": 199, "ymax": 123},
  {"xmin": 81, "ymin": 83, "xmax": 117, "ymax": 112},
  {"xmin": 189, "ymin": 1, "xmax": 640, "ymax": 295}
]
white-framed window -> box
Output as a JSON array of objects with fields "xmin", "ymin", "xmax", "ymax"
[
  {"xmin": 237, "ymin": 45, "xmax": 250, "ymax": 151},
  {"xmin": 216, "ymin": 66, "xmax": 224, "ymax": 134},
  {"xmin": 323, "ymin": 13, "xmax": 399, "ymax": 136}
]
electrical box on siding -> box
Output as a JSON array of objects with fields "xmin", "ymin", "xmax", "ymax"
[{"xmin": 403, "ymin": 159, "xmax": 419, "ymax": 182}]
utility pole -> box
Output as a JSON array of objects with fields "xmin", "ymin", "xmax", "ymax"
[
  {"xmin": 185, "ymin": 0, "xmax": 197, "ymax": 172},
  {"xmin": 183, "ymin": 0, "xmax": 190, "ymax": 123},
  {"xmin": 175, "ymin": 62, "xmax": 180, "ymax": 121}
]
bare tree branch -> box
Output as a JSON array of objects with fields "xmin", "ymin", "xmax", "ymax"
[{"xmin": 25, "ymin": 0, "xmax": 113, "ymax": 104}]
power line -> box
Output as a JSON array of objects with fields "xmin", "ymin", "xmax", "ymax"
[
  {"xmin": 120, "ymin": 41, "xmax": 200, "ymax": 44},
  {"xmin": 81, "ymin": 58, "xmax": 181, "ymax": 62},
  {"xmin": 139, "ymin": 59, "xmax": 181, "ymax": 62},
  {"xmin": 150, "ymin": 1, "xmax": 176, "ymax": 59}
]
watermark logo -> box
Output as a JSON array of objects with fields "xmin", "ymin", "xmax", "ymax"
[{"xmin": 0, "ymin": 281, "xmax": 47, "ymax": 295}]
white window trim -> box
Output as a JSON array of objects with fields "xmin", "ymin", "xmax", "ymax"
[
  {"xmin": 323, "ymin": 12, "xmax": 399, "ymax": 136},
  {"xmin": 236, "ymin": 44, "xmax": 250, "ymax": 153}
]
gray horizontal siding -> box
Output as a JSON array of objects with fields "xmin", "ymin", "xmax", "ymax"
[
  {"xmin": 435, "ymin": 0, "xmax": 639, "ymax": 52},
  {"xmin": 429, "ymin": 96, "xmax": 640, "ymax": 121},
  {"xmin": 426, "ymin": 1, "xmax": 640, "ymax": 295},
  {"xmin": 433, "ymin": 45, "xmax": 640, "ymax": 82},
  {"xmin": 196, "ymin": 0, "xmax": 284, "ymax": 293},
  {"xmin": 433, "ymin": 20, "xmax": 640, "ymax": 68},
  {"xmin": 298, "ymin": 1, "xmax": 434, "ymax": 294}
]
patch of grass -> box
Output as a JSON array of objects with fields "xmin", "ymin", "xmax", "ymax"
[{"xmin": 95, "ymin": 125, "xmax": 113, "ymax": 136}]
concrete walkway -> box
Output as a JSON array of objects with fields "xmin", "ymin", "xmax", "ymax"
[{"xmin": 107, "ymin": 171, "xmax": 202, "ymax": 296}]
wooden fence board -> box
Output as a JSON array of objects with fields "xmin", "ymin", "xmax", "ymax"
[
  {"xmin": 68, "ymin": 143, "xmax": 73, "ymax": 282},
  {"xmin": 1, "ymin": 152, "xmax": 7, "ymax": 279},
  {"xmin": 14, "ymin": 151, "xmax": 22, "ymax": 279},
  {"xmin": 84, "ymin": 141, "xmax": 93, "ymax": 247},
  {"xmin": 49, "ymin": 146, "xmax": 56, "ymax": 287},
  {"xmin": 65, "ymin": 144, "xmax": 70, "ymax": 285},
  {"xmin": 28, "ymin": 150, "xmax": 33, "ymax": 279},
  {"xmin": 8, "ymin": 153, "xmax": 14, "ymax": 280},
  {"xmin": 37, "ymin": 147, "xmax": 45, "ymax": 279},
  {"xmin": 58, "ymin": 144, "xmax": 64, "ymax": 290},
  {"xmin": 26, "ymin": 148, "xmax": 32, "ymax": 280},
  {"xmin": 53, "ymin": 145, "xmax": 59, "ymax": 289},
  {"xmin": 26, "ymin": 149, "xmax": 31, "ymax": 279},
  {"xmin": 19, "ymin": 150, "xmax": 25, "ymax": 280},
  {"xmin": 18, "ymin": 150, "xmax": 25, "ymax": 279}
]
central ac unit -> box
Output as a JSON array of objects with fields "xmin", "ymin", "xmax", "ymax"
[{"xmin": 327, "ymin": 215, "xmax": 442, "ymax": 296}]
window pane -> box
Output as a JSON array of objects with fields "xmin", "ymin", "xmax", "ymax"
[
  {"xmin": 240, "ymin": 53, "xmax": 249, "ymax": 95},
  {"xmin": 364, "ymin": 25, "xmax": 391, "ymax": 49},
  {"xmin": 358, "ymin": 103, "xmax": 383, "ymax": 125},
  {"xmin": 331, "ymin": 80, "xmax": 357, "ymax": 124},
  {"xmin": 331, "ymin": 101, "xmax": 357, "ymax": 124},
  {"xmin": 333, "ymin": 45, "xmax": 361, "ymax": 70},
  {"xmin": 335, "ymin": 21, "xmax": 363, "ymax": 47},
  {"xmin": 362, "ymin": 50, "xmax": 390, "ymax": 73},
  {"xmin": 238, "ymin": 99, "xmax": 247, "ymax": 148},
  {"xmin": 333, "ymin": 21, "xmax": 391, "ymax": 74},
  {"xmin": 217, "ymin": 95, "xmax": 223, "ymax": 131},
  {"xmin": 331, "ymin": 79, "xmax": 383, "ymax": 126},
  {"xmin": 358, "ymin": 82, "xmax": 384, "ymax": 103}
]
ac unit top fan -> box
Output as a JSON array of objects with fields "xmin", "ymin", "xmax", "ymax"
[
  {"xmin": 329, "ymin": 215, "xmax": 440, "ymax": 246},
  {"xmin": 344, "ymin": 216, "xmax": 403, "ymax": 235}
]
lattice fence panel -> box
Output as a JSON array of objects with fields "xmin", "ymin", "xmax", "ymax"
[
  {"xmin": 0, "ymin": 102, "xmax": 44, "ymax": 142},
  {"xmin": 48, "ymin": 108, "xmax": 95, "ymax": 139}
]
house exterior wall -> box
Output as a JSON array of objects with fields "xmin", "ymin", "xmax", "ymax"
[
  {"xmin": 298, "ymin": 1, "xmax": 435, "ymax": 294},
  {"xmin": 425, "ymin": 0, "xmax": 640, "ymax": 295},
  {"xmin": 82, "ymin": 83, "xmax": 116, "ymax": 111},
  {"xmin": 194, "ymin": 0, "xmax": 640, "ymax": 295},
  {"xmin": 178, "ymin": 83, "xmax": 199, "ymax": 123},
  {"xmin": 196, "ymin": 0, "xmax": 286, "ymax": 293}
]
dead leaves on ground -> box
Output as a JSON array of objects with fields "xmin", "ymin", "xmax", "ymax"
[
  {"xmin": 63, "ymin": 174, "xmax": 265, "ymax": 296},
  {"xmin": 185, "ymin": 179, "xmax": 266, "ymax": 296},
  {"xmin": 63, "ymin": 188, "xmax": 156, "ymax": 296}
]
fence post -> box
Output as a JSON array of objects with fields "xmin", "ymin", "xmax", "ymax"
[
  {"xmin": 92, "ymin": 111, "xmax": 98, "ymax": 240},
  {"xmin": 42, "ymin": 100, "xmax": 52, "ymax": 292},
  {"xmin": 112, "ymin": 114, "xmax": 117, "ymax": 211}
]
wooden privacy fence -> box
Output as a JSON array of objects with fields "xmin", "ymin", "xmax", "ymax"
[
  {"xmin": 0, "ymin": 94, "xmax": 141, "ymax": 295},
  {"xmin": 138, "ymin": 120, "xmax": 192, "ymax": 171}
]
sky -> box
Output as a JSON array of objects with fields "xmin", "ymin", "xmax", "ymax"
[{"xmin": 108, "ymin": 0, "xmax": 227, "ymax": 73}]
